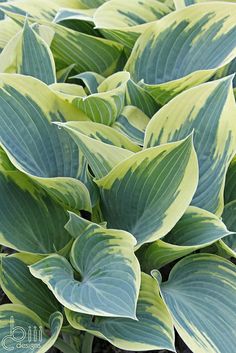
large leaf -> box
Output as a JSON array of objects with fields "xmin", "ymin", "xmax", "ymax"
[
  {"xmin": 30, "ymin": 224, "xmax": 140, "ymax": 318},
  {"xmin": 0, "ymin": 20, "xmax": 56, "ymax": 84},
  {"xmin": 161, "ymin": 254, "xmax": 236, "ymax": 353},
  {"xmin": 139, "ymin": 206, "xmax": 232, "ymax": 270},
  {"xmin": 0, "ymin": 73, "xmax": 92, "ymax": 211},
  {"xmin": 0, "ymin": 305, "xmax": 63, "ymax": 353},
  {"xmin": 0, "ymin": 255, "xmax": 62, "ymax": 323},
  {"xmin": 65, "ymin": 273, "xmax": 175, "ymax": 352},
  {"xmin": 145, "ymin": 77, "xmax": 236, "ymax": 215},
  {"xmin": 96, "ymin": 135, "xmax": 198, "ymax": 247},
  {"xmin": 94, "ymin": 0, "xmax": 171, "ymax": 48},
  {"xmin": 0, "ymin": 173, "xmax": 72, "ymax": 254},
  {"xmin": 125, "ymin": 3, "xmax": 236, "ymax": 104}
]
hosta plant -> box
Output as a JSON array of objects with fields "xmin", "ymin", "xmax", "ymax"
[{"xmin": 0, "ymin": 0, "xmax": 236, "ymax": 352}]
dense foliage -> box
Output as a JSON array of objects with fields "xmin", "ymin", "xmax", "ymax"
[{"xmin": 0, "ymin": 0, "xmax": 235, "ymax": 352}]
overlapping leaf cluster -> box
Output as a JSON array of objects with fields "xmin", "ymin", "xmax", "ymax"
[{"xmin": 0, "ymin": 0, "xmax": 235, "ymax": 352}]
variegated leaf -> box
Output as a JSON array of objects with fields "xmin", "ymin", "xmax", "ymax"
[
  {"xmin": 145, "ymin": 77, "xmax": 236, "ymax": 215},
  {"xmin": 126, "ymin": 3, "xmax": 236, "ymax": 104},
  {"xmin": 56, "ymin": 121, "xmax": 134, "ymax": 179},
  {"xmin": 65, "ymin": 273, "xmax": 175, "ymax": 352},
  {"xmin": 139, "ymin": 206, "xmax": 232, "ymax": 270},
  {"xmin": 0, "ymin": 173, "xmax": 72, "ymax": 254},
  {"xmin": 94, "ymin": 0, "xmax": 171, "ymax": 49},
  {"xmin": 0, "ymin": 255, "xmax": 62, "ymax": 323},
  {"xmin": 72, "ymin": 72, "xmax": 130, "ymax": 125},
  {"xmin": 30, "ymin": 224, "xmax": 140, "ymax": 318},
  {"xmin": 0, "ymin": 20, "xmax": 56, "ymax": 84},
  {"xmin": 219, "ymin": 201, "xmax": 236, "ymax": 258},
  {"xmin": 161, "ymin": 254, "xmax": 236, "ymax": 353},
  {"xmin": 96, "ymin": 135, "xmax": 198, "ymax": 247},
  {"xmin": 0, "ymin": 74, "xmax": 92, "ymax": 211},
  {"xmin": 113, "ymin": 106, "xmax": 150, "ymax": 145},
  {"xmin": 0, "ymin": 305, "xmax": 63, "ymax": 353}
]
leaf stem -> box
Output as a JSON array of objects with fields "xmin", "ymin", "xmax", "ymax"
[
  {"xmin": 81, "ymin": 333, "xmax": 94, "ymax": 353},
  {"xmin": 54, "ymin": 337, "xmax": 79, "ymax": 353}
]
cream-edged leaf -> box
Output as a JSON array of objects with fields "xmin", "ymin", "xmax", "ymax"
[
  {"xmin": 126, "ymin": 3, "xmax": 236, "ymax": 104},
  {"xmin": 0, "ymin": 256, "xmax": 62, "ymax": 323},
  {"xmin": 161, "ymin": 254, "xmax": 236, "ymax": 353},
  {"xmin": 65, "ymin": 273, "xmax": 175, "ymax": 352},
  {"xmin": 0, "ymin": 74, "xmax": 92, "ymax": 211},
  {"xmin": 96, "ymin": 135, "xmax": 198, "ymax": 247},
  {"xmin": 0, "ymin": 20, "xmax": 56, "ymax": 84},
  {"xmin": 30, "ymin": 225, "xmax": 140, "ymax": 318},
  {"xmin": 139, "ymin": 206, "xmax": 232, "ymax": 270},
  {"xmin": 145, "ymin": 77, "xmax": 236, "ymax": 215}
]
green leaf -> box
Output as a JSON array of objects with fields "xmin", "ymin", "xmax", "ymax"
[
  {"xmin": 0, "ymin": 20, "xmax": 56, "ymax": 84},
  {"xmin": 113, "ymin": 106, "xmax": 150, "ymax": 145},
  {"xmin": 96, "ymin": 135, "xmax": 198, "ymax": 247},
  {"xmin": 0, "ymin": 73, "xmax": 92, "ymax": 211},
  {"xmin": 125, "ymin": 3, "xmax": 236, "ymax": 104},
  {"xmin": 0, "ymin": 255, "xmax": 62, "ymax": 323},
  {"xmin": 30, "ymin": 225, "xmax": 140, "ymax": 318},
  {"xmin": 94, "ymin": 0, "xmax": 171, "ymax": 48},
  {"xmin": 139, "ymin": 206, "xmax": 232, "ymax": 270},
  {"xmin": 0, "ymin": 173, "xmax": 72, "ymax": 254},
  {"xmin": 145, "ymin": 77, "xmax": 236, "ymax": 215},
  {"xmin": 161, "ymin": 254, "xmax": 236, "ymax": 353},
  {"xmin": 65, "ymin": 273, "xmax": 175, "ymax": 352},
  {"xmin": 0, "ymin": 305, "xmax": 63, "ymax": 353}
]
